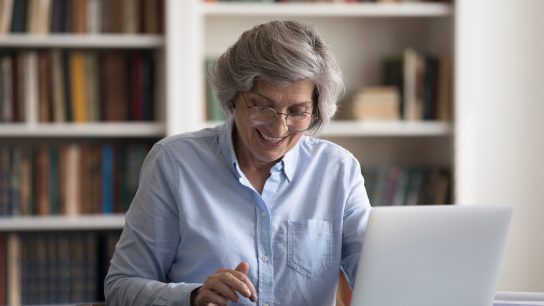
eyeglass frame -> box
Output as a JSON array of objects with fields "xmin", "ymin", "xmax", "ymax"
[{"xmin": 240, "ymin": 91, "xmax": 318, "ymax": 132}]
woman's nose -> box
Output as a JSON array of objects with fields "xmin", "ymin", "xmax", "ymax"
[{"xmin": 267, "ymin": 113, "xmax": 289, "ymax": 136}]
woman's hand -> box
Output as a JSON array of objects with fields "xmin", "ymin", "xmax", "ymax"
[{"xmin": 193, "ymin": 261, "xmax": 258, "ymax": 306}]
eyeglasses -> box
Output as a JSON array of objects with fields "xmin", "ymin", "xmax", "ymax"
[{"xmin": 242, "ymin": 92, "xmax": 317, "ymax": 132}]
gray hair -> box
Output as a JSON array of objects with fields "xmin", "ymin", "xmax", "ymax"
[{"xmin": 209, "ymin": 20, "xmax": 344, "ymax": 132}]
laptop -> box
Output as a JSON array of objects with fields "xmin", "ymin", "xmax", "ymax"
[{"xmin": 350, "ymin": 205, "xmax": 512, "ymax": 306}]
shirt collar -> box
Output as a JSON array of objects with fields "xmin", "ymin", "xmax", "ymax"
[
  {"xmin": 219, "ymin": 118, "xmax": 241, "ymax": 179},
  {"xmin": 218, "ymin": 118, "xmax": 300, "ymax": 183}
]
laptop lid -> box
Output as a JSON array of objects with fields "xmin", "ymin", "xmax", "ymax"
[{"xmin": 350, "ymin": 205, "xmax": 512, "ymax": 306}]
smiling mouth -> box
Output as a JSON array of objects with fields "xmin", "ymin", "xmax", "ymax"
[{"xmin": 257, "ymin": 129, "xmax": 284, "ymax": 144}]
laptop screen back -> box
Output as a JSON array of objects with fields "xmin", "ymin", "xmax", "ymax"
[{"xmin": 350, "ymin": 205, "xmax": 512, "ymax": 306}]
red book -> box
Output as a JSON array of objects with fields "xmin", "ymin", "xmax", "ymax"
[
  {"xmin": 38, "ymin": 51, "xmax": 52, "ymax": 122},
  {"xmin": 101, "ymin": 52, "xmax": 127, "ymax": 121}
]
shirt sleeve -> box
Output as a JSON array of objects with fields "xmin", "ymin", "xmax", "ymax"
[
  {"xmin": 104, "ymin": 143, "xmax": 202, "ymax": 306},
  {"xmin": 340, "ymin": 156, "xmax": 372, "ymax": 288}
]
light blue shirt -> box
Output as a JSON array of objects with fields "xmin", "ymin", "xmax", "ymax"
[{"xmin": 105, "ymin": 119, "xmax": 371, "ymax": 306}]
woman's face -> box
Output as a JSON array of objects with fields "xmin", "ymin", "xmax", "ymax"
[{"xmin": 233, "ymin": 79, "xmax": 315, "ymax": 169}]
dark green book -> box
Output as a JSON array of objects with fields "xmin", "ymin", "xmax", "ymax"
[{"xmin": 10, "ymin": 0, "xmax": 27, "ymax": 33}]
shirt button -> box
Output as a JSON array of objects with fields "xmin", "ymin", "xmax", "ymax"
[
  {"xmin": 262, "ymin": 256, "xmax": 269, "ymax": 262},
  {"xmin": 263, "ymin": 303, "xmax": 269, "ymax": 306},
  {"xmin": 260, "ymin": 211, "xmax": 266, "ymax": 218}
]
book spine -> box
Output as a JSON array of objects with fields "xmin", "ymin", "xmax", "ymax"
[
  {"xmin": 65, "ymin": 144, "xmax": 81, "ymax": 215},
  {"xmin": 101, "ymin": 144, "xmax": 113, "ymax": 213},
  {"xmin": 0, "ymin": 0, "xmax": 14, "ymax": 34},
  {"xmin": 70, "ymin": 51, "xmax": 87, "ymax": 122},
  {"xmin": 7, "ymin": 233, "xmax": 21, "ymax": 306}
]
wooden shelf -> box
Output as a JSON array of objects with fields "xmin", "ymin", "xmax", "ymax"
[
  {"xmin": 202, "ymin": 120, "xmax": 452, "ymax": 137},
  {"xmin": 202, "ymin": 2, "xmax": 453, "ymax": 17},
  {"xmin": 0, "ymin": 214, "xmax": 125, "ymax": 231},
  {"xmin": 320, "ymin": 121, "xmax": 452, "ymax": 137},
  {"xmin": 0, "ymin": 122, "xmax": 166, "ymax": 137},
  {"xmin": 0, "ymin": 34, "xmax": 165, "ymax": 48}
]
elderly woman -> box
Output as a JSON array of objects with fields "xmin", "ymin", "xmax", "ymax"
[{"xmin": 105, "ymin": 20, "xmax": 371, "ymax": 306}]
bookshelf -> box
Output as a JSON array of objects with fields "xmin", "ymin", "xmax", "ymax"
[{"xmin": 0, "ymin": 0, "xmax": 165, "ymax": 304}]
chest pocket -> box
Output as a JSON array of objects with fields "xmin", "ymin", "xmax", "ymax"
[{"xmin": 287, "ymin": 219, "xmax": 333, "ymax": 278}]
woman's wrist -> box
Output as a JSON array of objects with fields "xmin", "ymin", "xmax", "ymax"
[{"xmin": 190, "ymin": 286, "xmax": 201, "ymax": 306}]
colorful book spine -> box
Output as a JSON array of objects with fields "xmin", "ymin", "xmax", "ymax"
[{"xmin": 101, "ymin": 144, "xmax": 114, "ymax": 214}]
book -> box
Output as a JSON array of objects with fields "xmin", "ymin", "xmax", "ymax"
[
  {"xmin": 79, "ymin": 144, "xmax": 90, "ymax": 214},
  {"xmin": 141, "ymin": 52, "xmax": 155, "ymax": 121},
  {"xmin": 63, "ymin": 0, "xmax": 72, "ymax": 33},
  {"xmin": 72, "ymin": 0, "xmax": 86, "ymax": 33},
  {"xmin": 0, "ymin": 53, "xmax": 4, "ymax": 121},
  {"xmin": 10, "ymin": 0, "xmax": 27, "ymax": 33},
  {"xmin": 88, "ymin": 145, "xmax": 102, "ymax": 213},
  {"xmin": 383, "ymin": 55, "xmax": 404, "ymax": 119},
  {"xmin": 101, "ymin": 52, "xmax": 128, "ymax": 121},
  {"xmin": 38, "ymin": 51, "xmax": 52, "ymax": 122},
  {"xmin": 130, "ymin": 52, "xmax": 144, "ymax": 121},
  {"xmin": 7, "ymin": 234, "xmax": 21, "ymax": 306},
  {"xmin": 99, "ymin": 0, "xmax": 112, "ymax": 33},
  {"xmin": 0, "ymin": 147, "xmax": 9, "ymax": 215},
  {"xmin": 10, "ymin": 146, "xmax": 22, "ymax": 215},
  {"xmin": 35, "ymin": 145, "xmax": 51, "ymax": 215},
  {"xmin": 11, "ymin": 53, "xmax": 21, "ymax": 122},
  {"xmin": 110, "ymin": 0, "xmax": 124, "ymax": 33},
  {"xmin": 18, "ymin": 146, "xmax": 33, "ymax": 215},
  {"xmin": 70, "ymin": 51, "xmax": 87, "ymax": 122},
  {"xmin": 403, "ymin": 48, "xmax": 416, "ymax": 120},
  {"xmin": 86, "ymin": 0, "xmax": 101, "ymax": 33},
  {"xmin": 85, "ymin": 52, "xmax": 100, "ymax": 122},
  {"xmin": 36, "ymin": 0, "xmax": 52, "ymax": 34},
  {"xmin": 65, "ymin": 144, "xmax": 81, "ymax": 215},
  {"xmin": 142, "ymin": 0, "xmax": 163, "ymax": 34},
  {"xmin": 22, "ymin": 51, "xmax": 37, "ymax": 123},
  {"xmin": 436, "ymin": 55, "xmax": 452, "ymax": 121},
  {"xmin": 0, "ymin": 53, "xmax": 12, "ymax": 122},
  {"xmin": 422, "ymin": 55, "xmax": 439, "ymax": 120},
  {"xmin": 101, "ymin": 144, "xmax": 113, "ymax": 213},
  {"xmin": 50, "ymin": 49, "xmax": 66, "ymax": 122},
  {"xmin": 26, "ymin": 0, "xmax": 39, "ymax": 33},
  {"xmin": 0, "ymin": 0, "xmax": 14, "ymax": 34},
  {"xmin": 28, "ymin": 0, "xmax": 52, "ymax": 34},
  {"xmin": 62, "ymin": 50, "xmax": 73, "ymax": 121},
  {"xmin": 0, "ymin": 234, "xmax": 5, "ymax": 304},
  {"xmin": 351, "ymin": 86, "xmax": 400, "ymax": 121},
  {"xmin": 123, "ymin": 0, "xmax": 139, "ymax": 33},
  {"xmin": 50, "ymin": 0, "xmax": 66, "ymax": 33},
  {"xmin": 49, "ymin": 145, "xmax": 59, "ymax": 214},
  {"xmin": 58, "ymin": 145, "xmax": 67, "ymax": 214}
]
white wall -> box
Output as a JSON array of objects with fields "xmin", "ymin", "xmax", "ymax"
[{"xmin": 456, "ymin": 0, "xmax": 544, "ymax": 291}]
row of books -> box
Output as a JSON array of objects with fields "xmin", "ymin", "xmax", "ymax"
[
  {"xmin": 0, "ymin": 49, "xmax": 156, "ymax": 123},
  {"xmin": 0, "ymin": 0, "xmax": 163, "ymax": 35},
  {"xmin": 0, "ymin": 231, "xmax": 120, "ymax": 305},
  {"xmin": 0, "ymin": 142, "xmax": 152, "ymax": 216},
  {"xmin": 352, "ymin": 49, "xmax": 452, "ymax": 122},
  {"xmin": 364, "ymin": 165, "xmax": 451, "ymax": 206}
]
